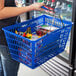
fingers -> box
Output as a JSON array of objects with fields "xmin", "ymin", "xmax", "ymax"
[
  {"xmin": 39, "ymin": 2, "xmax": 45, "ymax": 7},
  {"xmin": 38, "ymin": 8, "xmax": 45, "ymax": 11},
  {"xmin": 40, "ymin": 2, "xmax": 45, "ymax": 6},
  {"xmin": 40, "ymin": 3, "xmax": 45, "ymax": 11},
  {"xmin": 30, "ymin": 2, "xmax": 45, "ymax": 11}
]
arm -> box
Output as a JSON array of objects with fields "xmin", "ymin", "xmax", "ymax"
[{"xmin": 0, "ymin": 0, "xmax": 44, "ymax": 20}]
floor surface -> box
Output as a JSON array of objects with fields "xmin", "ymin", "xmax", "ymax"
[{"xmin": 18, "ymin": 63, "xmax": 49, "ymax": 76}]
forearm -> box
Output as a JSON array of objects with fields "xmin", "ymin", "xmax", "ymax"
[{"xmin": 0, "ymin": 6, "xmax": 33, "ymax": 19}]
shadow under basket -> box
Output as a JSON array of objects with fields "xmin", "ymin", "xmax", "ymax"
[{"xmin": 2, "ymin": 15, "xmax": 73, "ymax": 69}]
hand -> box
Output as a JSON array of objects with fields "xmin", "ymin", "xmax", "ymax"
[{"xmin": 30, "ymin": 2, "xmax": 45, "ymax": 11}]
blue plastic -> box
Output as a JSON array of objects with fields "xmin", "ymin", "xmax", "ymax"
[
  {"xmin": 2, "ymin": 15, "xmax": 72, "ymax": 69},
  {"xmin": 41, "ymin": 6, "xmax": 48, "ymax": 10}
]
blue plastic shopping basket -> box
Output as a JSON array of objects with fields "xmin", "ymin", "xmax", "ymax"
[{"xmin": 2, "ymin": 15, "xmax": 73, "ymax": 69}]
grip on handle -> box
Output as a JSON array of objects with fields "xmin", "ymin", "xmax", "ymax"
[{"xmin": 41, "ymin": 6, "xmax": 48, "ymax": 10}]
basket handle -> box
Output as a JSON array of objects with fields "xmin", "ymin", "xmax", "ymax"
[
  {"xmin": 41, "ymin": 6, "xmax": 65, "ymax": 27},
  {"xmin": 41, "ymin": 6, "xmax": 48, "ymax": 10},
  {"xmin": 16, "ymin": 16, "xmax": 21, "ymax": 24}
]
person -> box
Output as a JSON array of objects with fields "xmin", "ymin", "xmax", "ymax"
[{"xmin": 0, "ymin": 0, "xmax": 45, "ymax": 76}]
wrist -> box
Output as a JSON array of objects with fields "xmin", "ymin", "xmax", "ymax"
[
  {"xmin": 29, "ymin": 5, "xmax": 35, "ymax": 10},
  {"xmin": 28, "ymin": 5, "xmax": 35, "ymax": 11}
]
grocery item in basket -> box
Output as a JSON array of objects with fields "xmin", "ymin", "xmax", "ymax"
[
  {"xmin": 26, "ymin": 33, "xmax": 32, "ymax": 39},
  {"xmin": 15, "ymin": 30, "xmax": 18, "ymax": 34},
  {"xmin": 15, "ymin": 27, "xmax": 32, "ymax": 39},
  {"xmin": 15, "ymin": 25, "xmax": 59, "ymax": 40},
  {"xmin": 36, "ymin": 28, "xmax": 50, "ymax": 36},
  {"xmin": 26, "ymin": 27, "xmax": 31, "ymax": 34},
  {"xmin": 25, "ymin": 27, "xmax": 32, "ymax": 39},
  {"xmin": 15, "ymin": 30, "xmax": 23, "ymax": 36},
  {"xmin": 18, "ymin": 32, "xmax": 24, "ymax": 36},
  {"xmin": 36, "ymin": 25, "xmax": 59, "ymax": 31},
  {"xmin": 36, "ymin": 25, "xmax": 59, "ymax": 36},
  {"xmin": 23, "ymin": 32, "xmax": 26, "ymax": 37},
  {"xmin": 30, "ymin": 34, "xmax": 39, "ymax": 41}
]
